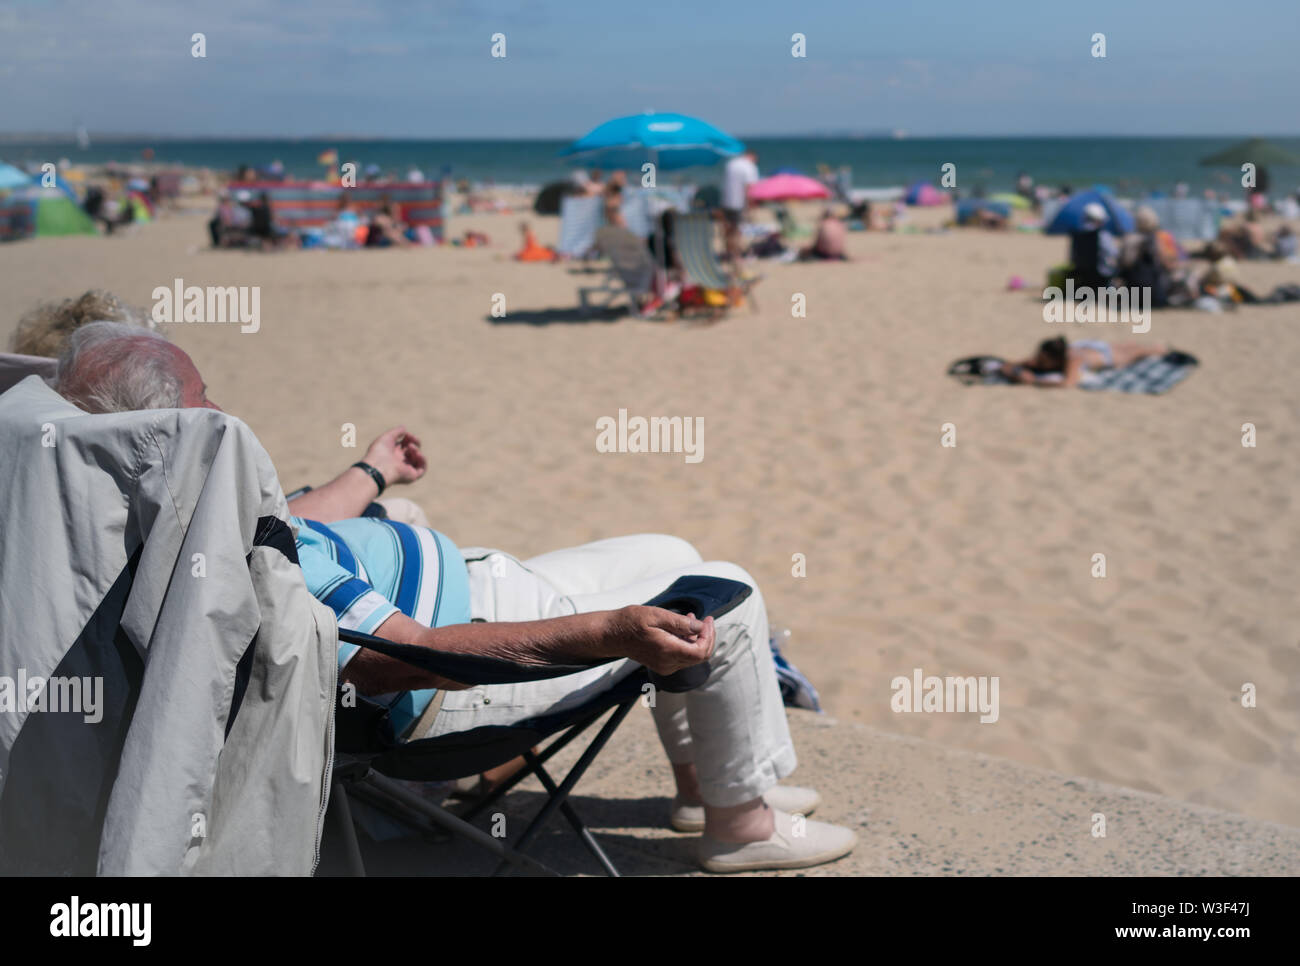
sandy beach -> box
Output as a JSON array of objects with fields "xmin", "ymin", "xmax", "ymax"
[{"xmin": 4, "ymin": 201, "xmax": 1297, "ymax": 835}]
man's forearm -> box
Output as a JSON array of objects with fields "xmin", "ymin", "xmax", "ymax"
[
  {"xmin": 342, "ymin": 610, "xmax": 615, "ymax": 694},
  {"xmin": 286, "ymin": 466, "xmax": 380, "ymax": 522}
]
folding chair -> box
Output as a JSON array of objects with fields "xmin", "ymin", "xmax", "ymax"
[
  {"xmin": 326, "ymin": 574, "xmax": 751, "ymax": 877},
  {"xmin": 556, "ymin": 194, "xmax": 604, "ymax": 259},
  {"xmin": 674, "ymin": 211, "xmax": 761, "ymax": 315},
  {"xmin": 579, "ymin": 225, "xmax": 670, "ymax": 318},
  {"xmin": 0, "ymin": 379, "xmax": 338, "ymax": 875},
  {"xmin": 0, "ymin": 377, "xmax": 734, "ymax": 876}
]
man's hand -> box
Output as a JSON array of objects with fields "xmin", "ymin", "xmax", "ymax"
[
  {"xmin": 364, "ymin": 426, "xmax": 427, "ymax": 486},
  {"xmin": 602, "ymin": 606, "xmax": 715, "ymax": 675}
]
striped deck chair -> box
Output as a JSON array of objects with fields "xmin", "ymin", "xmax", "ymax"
[
  {"xmin": 674, "ymin": 211, "xmax": 760, "ymax": 314},
  {"xmin": 556, "ymin": 195, "xmax": 603, "ymax": 258}
]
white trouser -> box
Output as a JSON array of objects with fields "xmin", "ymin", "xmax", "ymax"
[{"xmin": 426, "ymin": 534, "xmax": 797, "ymax": 807}]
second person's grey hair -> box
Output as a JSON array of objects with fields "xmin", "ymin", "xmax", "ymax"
[{"xmin": 53, "ymin": 320, "xmax": 182, "ymax": 413}]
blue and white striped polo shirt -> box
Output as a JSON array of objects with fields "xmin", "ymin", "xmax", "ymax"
[{"xmin": 291, "ymin": 515, "xmax": 472, "ymax": 733}]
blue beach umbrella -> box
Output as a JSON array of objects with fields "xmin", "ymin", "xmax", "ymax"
[
  {"xmin": 561, "ymin": 112, "xmax": 744, "ymax": 171},
  {"xmin": 1045, "ymin": 188, "xmax": 1134, "ymax": 235}
]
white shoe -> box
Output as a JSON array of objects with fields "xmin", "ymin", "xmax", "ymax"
[
  {"xmin": 671, "ymin": 785, "xmax": 821, "ymax": 833},
  {"xmin": 698, "ymin": 808, "xmax": 857, "ymax": 873}
]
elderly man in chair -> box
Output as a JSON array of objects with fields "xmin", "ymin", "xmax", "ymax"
[{"xmin": 50, "ymin": 320, "xmax": 856, "ymax": 873}]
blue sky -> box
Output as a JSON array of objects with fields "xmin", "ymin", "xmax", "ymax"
[{"xmin": 3, "ymin": 0, "xmax": 1297, "ymax": 138}]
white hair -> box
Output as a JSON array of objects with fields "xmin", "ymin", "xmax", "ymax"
[{"xmin": 54, "ymin": 320, "xmax": 183, "ymax": 413}]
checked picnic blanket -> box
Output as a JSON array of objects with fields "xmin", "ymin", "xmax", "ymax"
[
  {"xmin": 1079, "ymin": 351, "xmax": 1199, "ymax": 394},
  {"xmin": 948, "ymin": 351, "xmax": 1199, "ymax": 395}
]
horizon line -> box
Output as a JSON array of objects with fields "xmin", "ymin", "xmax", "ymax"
[{"xmin": 3, "ymin": 131, "xmax": 1298, "ymax": 143}]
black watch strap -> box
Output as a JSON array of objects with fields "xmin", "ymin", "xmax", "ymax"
[{"xmin": 351, "ymin": 461, "xmax": 387, "ymax": 496}]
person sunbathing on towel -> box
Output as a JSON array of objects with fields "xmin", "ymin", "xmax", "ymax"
[
  {"xmin": 50, "ymin": 320, "xmax": 856, "ymax": 874},
  {"xmin": 1003, "ymin": 336, "xmax": 1169, "ymax": 388}
]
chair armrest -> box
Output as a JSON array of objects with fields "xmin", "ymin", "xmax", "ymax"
[
  {"xmin": 337, "ymin": 628, "xmax": 603, "ymax": 685},
  {"xmin": 337, "ymin": 574, "xmax": 752, "ymax": 689}
]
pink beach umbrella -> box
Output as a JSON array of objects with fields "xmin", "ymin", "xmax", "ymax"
[{"xmin": 748, "ymin": 173, "xmax": 832, "ymax": 202}]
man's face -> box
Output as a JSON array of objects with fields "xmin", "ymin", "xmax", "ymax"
[{"xmin": 166, "ymin": 343, "xmax": 220, "ymax": 410}]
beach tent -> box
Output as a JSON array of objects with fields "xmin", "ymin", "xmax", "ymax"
[
  {"xmin": 30, "ymin": 170, "xmax": 81, "ymax": 202},
  {"xmin": 561, "ymin": 112, "xmax": 744, "ymax": 171},
  {"xmin": 904, "ymin": 182, "xmax": 946, "ymax": 206},
  {"xmin": 749, "ymin": 173, "xmax": 830, "ymax": 202},
  {"xmin": 989, "ymin": 192, "xmax": 1032, "ymax": 210},
  {"xmin": 1199, "ymin": 137, "xmax": 1300, "ymax": 168},
  {"xmin": 127, "ymin": 191, "xmax": 153, "ymax": 222},
  {"xmin": 1044, "ymin": 189, "xmax": 1134, "ymax": 236},
  {"xmin": 1, "ymin": 185, "xmax": 96, "ymax": 239},
  {"xmin": 0, "ymin": 162, "xmax": 30, "ymax": 190}
]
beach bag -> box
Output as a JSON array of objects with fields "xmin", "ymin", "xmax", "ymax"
[
  {"xmin": 1047, "ymin": 264, "xmax": 1071, "ymax": 290},
  {"xmin": 678, "ymin": 285, "xmax": 705, "ymax": 307},
  {"xmin": 947, "ymin": 355, "xmax": 1009, "ymax": 386}
]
